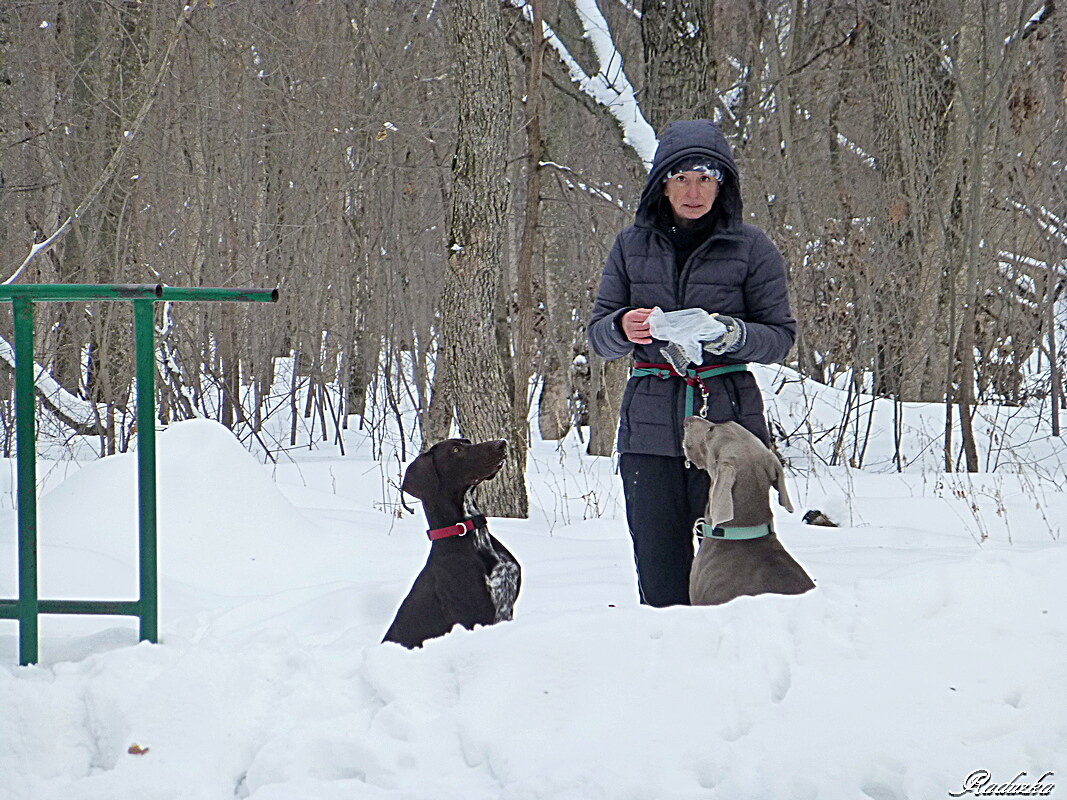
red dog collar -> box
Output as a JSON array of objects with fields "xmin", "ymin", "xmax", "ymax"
[{"xmin": 427, "ymin": 515, "xmax": 487, "ymax": 540}]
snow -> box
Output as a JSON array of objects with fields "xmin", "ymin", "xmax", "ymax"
[
  {"xmin": 0, "ymin": 337, "xmax": 101, "ymax": 440},
  {"xmin": 2, "ymin": 369, "xmax": 1066, "ymax": 799},
  {"xmin": 507, "ymin": 0, "xmax": 657, "ymax": 167}
]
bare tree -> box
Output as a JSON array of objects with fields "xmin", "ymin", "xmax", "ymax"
[
  {"xmin": 1, "ymin": 0, "xmax": 1062, "ymax": 479},
  {"xmin": 432, "ymin": 0, "xmax": 527, "ymax": 516}
]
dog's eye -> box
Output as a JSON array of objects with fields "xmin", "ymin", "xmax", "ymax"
[{"xmin": 452, "ymin": 445, "xmax": 462, "ymax": 454}]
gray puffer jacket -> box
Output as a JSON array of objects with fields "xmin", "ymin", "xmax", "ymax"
[{"xmin": 588, "ymin": 120, "xmax": 796, "ymax": 456}]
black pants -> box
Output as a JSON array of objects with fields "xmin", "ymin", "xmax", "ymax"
[{"xmin": 619, "ymin": 453, "xmax": 711, "ymax": 607}]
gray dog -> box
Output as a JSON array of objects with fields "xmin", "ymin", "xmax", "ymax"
[{"xmin": 682, "ymin": 416, "xmax": 815, "ymax": 605}]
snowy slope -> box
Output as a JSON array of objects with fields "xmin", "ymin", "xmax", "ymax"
[{"xmin": 1, "ymin": 373, "xmax": 1065, "ymax": 799}]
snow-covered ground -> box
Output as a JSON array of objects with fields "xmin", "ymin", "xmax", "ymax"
[{"xmin": 1, "ymin": 366, "xmax": 1065, "ymax": 799}]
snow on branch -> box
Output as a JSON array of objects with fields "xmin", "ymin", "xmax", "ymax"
[
  {"xmin": 539, "ymin": 160, "xmax": 633, "ymax": 210},
  {"xmin": 836, "ymin": 131, "xmax": 876, "ymax": 169},
  {"xmin": 506, "ymin": 0, "xmax": 657, "ymax": 168},
  {"xmin": 1019, "ymin": 2, "xmax": 1052, "ymax": 42},
  {"xmin": 1009, "ymin": 199, "xmax": 1067, "ymax": 249},
  {"xmin": 0, "ymin": 335, "xmax": 105, "ymax": 434}
]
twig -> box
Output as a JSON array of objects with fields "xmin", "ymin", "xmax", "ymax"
[{"xmin": 4, "ymin": 0, "xmax": 202, "ymax": 285}]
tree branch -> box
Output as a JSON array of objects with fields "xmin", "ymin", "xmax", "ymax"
[{"xmin": 4, "ymin": 0, "xmax": 202, "ymax": 285}]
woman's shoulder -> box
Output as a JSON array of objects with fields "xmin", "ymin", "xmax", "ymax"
[
  {"xmin": 739, "ymin": 223, "xmax": 784, "ymax": 258},
  {"xmin": 616, "ymin": 222, "xmax": 652, "ymax": 240},
  {"xmin": 739, "ymin": 222, "xmax": 773, "ymax": 244},
  {"xmin": 612, "ymin": 223, "xmax": 660, "ymax": 251}
]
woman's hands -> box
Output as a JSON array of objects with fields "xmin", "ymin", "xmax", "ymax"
[
  {"xmin": 620, "ymin": 308, "xmax": 654, "ymax": 344},
  {"xmin": 623, "ymin": 307, "xmax": 746, "ymax": 353},
  {"xmin": 702, "ymin": 314, "xmax": 746, "ymax": 355}
]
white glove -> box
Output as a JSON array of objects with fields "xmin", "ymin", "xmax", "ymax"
[{"xmin": 647, "ymin": 307, "xmax": 728, "ymax": 368}]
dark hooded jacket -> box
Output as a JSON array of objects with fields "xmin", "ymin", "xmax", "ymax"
[{"xmin": 587, "ymin": 120, "xmax": 796, "ymax": 456}]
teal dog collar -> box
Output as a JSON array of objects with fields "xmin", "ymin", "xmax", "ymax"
[{"xmin": 694, "ymin": 518, "xmax": 772, "ymax": 540}]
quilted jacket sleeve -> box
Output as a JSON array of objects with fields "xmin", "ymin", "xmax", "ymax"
[
  {"xmin": 587, "ymin": 234, "xmax": 636, "ymax": 361},
  {"xmin": 731, "ymin": 228, "xmax": 797, "ymax": 364}
]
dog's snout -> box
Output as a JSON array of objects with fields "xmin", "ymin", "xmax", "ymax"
[{"xmin": 464, "ymin": 439, "xmax": 508, "ymax": 483}]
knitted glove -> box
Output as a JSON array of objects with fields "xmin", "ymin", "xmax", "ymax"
[{"xmin": 702, "ymin": 314, "xmax": 747, "ymax": 355}]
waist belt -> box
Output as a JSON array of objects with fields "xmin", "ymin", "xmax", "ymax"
[{"xmin": 630, "ymin": 362, "xmax": 748, "ymax": 418}]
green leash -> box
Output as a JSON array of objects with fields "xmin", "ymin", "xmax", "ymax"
[{"xmin": 630, "ymin": 361, "xmax": 749, "ymax": 417}]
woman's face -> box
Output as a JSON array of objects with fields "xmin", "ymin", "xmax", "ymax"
[{"xmin": 662, "ymin": 171, "xmax": 720, "ymax": 223}]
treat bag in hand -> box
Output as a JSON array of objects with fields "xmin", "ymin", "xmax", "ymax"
[{"xmin": 647, "ymin": 307, "xmax": 728, "ymax": 370}]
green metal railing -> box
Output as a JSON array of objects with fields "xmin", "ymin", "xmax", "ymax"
[{"xmin": 0, "ymin": 284, "xmax": 278, "ymax": 665}]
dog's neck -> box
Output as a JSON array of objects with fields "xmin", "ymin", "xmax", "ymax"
[{"xmin": 420, "ymin": 487, "xmax": 484, "ymax": 531}]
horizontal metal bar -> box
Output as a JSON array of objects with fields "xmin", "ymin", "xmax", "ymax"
[
  {"xmin": 0, "ymin": 284, "xmax": 279, "ymax": 304},
  {"xmin": 40, "ymin": 599, "xmax": 142, "ymax": 616},
  {"xmin": 0, "ymin": 284, "xmax": 162, "ymax": 302},
  {"xmin": 159, "ymin": 286, "xmax": 279, "ymax": 303},
  {"xmin": 1, "ymin": 599, "xmax": 142, "ymax": 618}
]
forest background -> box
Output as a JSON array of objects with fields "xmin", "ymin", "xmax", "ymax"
[{"xmin": 1, "ymin": 0, "xmax": 1064, "ymax": 517}]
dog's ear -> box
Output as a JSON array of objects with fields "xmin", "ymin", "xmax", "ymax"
[
  {"xmin": 401, "ymin": 451, "xmax": 439, "ymax": 501},
  {"xmin": 770, "ymin": 455, "xmax": 794, "ymax": 513},
  {"xmin": 709, "ymin": 462, "xmax": 737, "ymax": 526},
  {"xmin": 692, "ymin": 423, "xmax": 717, "ymax": 470}
]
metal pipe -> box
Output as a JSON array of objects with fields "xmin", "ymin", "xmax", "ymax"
[
  {"xmin": 133, "ymin": 300, "xmax": 159, "ymax": 644},
  {"xmin": 37, "ymin": 599, "xmax": 143, "ymax": 616},
  {"xmin": 12, "ymin": 297, "xmax": 39, "ymax": 666},
  {"xmin": 159, "ymin": 286, "xmax": 278, "ymax": 303},
  {"xmin": 0, "ymin": 284, "xmax": 162, "ymax": 302}
]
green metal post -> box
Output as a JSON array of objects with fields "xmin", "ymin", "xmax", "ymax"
[
  {"xmin": 133, "ymin": 300, "xmax": 158, "ymax": 643},
  {"xmin": 0, "ymin": 283, "xmax": 277, "ymax": 663},
  {"xmin": 12, "ymin": 298, "xmax": 39, "ymax": 666}
]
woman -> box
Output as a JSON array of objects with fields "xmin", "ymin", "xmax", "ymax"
[{"xmin": 587, "ymin": 119, "xmax": 796, "ymax": 607}]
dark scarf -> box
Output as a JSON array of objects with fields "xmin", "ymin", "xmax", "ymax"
[{"xmin": 655, "ymin": 198, "xmax": 725, "ymax": 274}]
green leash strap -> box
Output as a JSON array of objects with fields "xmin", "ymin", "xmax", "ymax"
[{"xmin": 630, "ymin": 362, "xmax": 749, "ymax": 417}]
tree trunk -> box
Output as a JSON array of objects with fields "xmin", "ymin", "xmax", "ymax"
[
  {"xmin": 586, "ymin": 358, "xmax": 627, "ymax": 457},
  {"xmin": 641, "ymin": 1, "xmax": 716, "ymax": 129},
  {"xmin": 865, "ymin": 0, "xmax": 956, "ymax": 401},
  {"xmin": 436, "ymin": 0, "xmax": 527, "ymax": 517},
  {"xmin": 513, "ymin": 0, "xmax": 547, "ymax": 437},
  {"xmin": 537, "ymin": 350, "xmax": 570, "ymax": 441}
]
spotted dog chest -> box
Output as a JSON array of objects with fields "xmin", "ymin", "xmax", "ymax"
[
  {"xmin": 463, "ymin": 490, "xmax": 518, "ymax": 621},
  {"xmin": 472, "ymin": 528, "xmax": 520, "ymax": 622}
]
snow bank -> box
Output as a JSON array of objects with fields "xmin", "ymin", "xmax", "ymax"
[
  {"xmin": 31, "ymin": 419, "xmax": 347, "ymax": 603},
  {"xmin": 1, "ymin": 389, "xmax": 1065, "ymax": 799},
  {"xmin": 2, "ymin": 538, "xmax": 1063, "ymax": 799}
]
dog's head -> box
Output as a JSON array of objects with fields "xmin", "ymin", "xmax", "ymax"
[
  {"xmin": 401, "ymin": 438, "xmax": 508, "ymax": 503},
  {"xmin": 682, "ymin": 416, "xmax": 793, "ymax": 526}
]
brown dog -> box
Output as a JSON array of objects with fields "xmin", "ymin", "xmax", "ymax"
[
  {"xmin": 682, "ymin": 417, "xmax": 814, "ymax": 605},
  {"xmin": 383, "ymin": 438, "xmax": 521, "ymax": 648}
]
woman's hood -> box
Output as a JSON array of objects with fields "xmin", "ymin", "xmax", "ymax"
[{"xmin": 635, "ymin": 119, "xmax": 743, "ymax": 231}]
